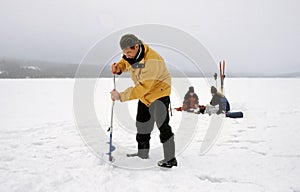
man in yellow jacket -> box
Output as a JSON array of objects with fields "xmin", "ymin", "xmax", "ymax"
[{"xmin": 110, "ymin": 34, "xmax": 177, "ymax": 168}]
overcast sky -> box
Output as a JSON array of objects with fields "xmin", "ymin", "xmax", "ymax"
[{"xmin": 0, "ymin": 0, "xmax": 299, "ymax": 75}]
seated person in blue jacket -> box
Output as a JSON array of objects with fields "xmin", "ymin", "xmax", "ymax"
[{"xmin": 206, "ymin": 86, "xmax": 230, "ymax": 115}]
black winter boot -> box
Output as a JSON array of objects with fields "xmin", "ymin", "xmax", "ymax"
[
  {"xmin": 127, "ymin": 142, "xmax": 149, "ymax": 159},
  {"xmin": 157, "ymin": 158, "xmax": 177, "ymax": 168},
  {"xmin": 158, "ymin": 136, "xmax": 177, "ymax": 168}
]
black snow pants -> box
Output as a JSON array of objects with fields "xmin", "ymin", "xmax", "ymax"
[{"xmin": 136, "ymin": 96, "xmax": 175, "ymax": 161}]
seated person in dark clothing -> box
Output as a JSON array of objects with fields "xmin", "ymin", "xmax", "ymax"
[
  {"xmin": 209, "ymin": 86, "xmax": 230, "ymax": 114},
  {"xmin": 182, "ymin": 86, "xmax": 199, "ymax": 112}
]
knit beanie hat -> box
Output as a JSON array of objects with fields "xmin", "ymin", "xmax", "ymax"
[
  {"xmin": 189, "ymin": 86, "xmax": 194, "ymax": 93},
  {"xmin": 211, "ymin": 86, "xmax": 217, "ymax": 94},
  {"xmin": 120, "ymin": 34, "xmax": 140, "ymax": 49}
]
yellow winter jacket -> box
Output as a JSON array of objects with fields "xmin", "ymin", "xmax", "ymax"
[{"xmin": 117, "ymin": 43, "xmax": 171, "ymax": 107}]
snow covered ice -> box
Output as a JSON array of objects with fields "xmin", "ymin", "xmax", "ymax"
[{"xmin": 0, "ymin": 78, "xmax": 300, "ymax": 192}]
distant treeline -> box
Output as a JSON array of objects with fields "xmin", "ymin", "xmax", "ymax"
[
  {"xmin": 0, "ymin": 59, "xmax": 101, "ymax": 78},
  {"xmin": 0, "ymin": 59, "xmax": 299, "ymax": 78},
  {"xmin": 0, "ymin": 59, "xmax": 209, "ymax": 78}
]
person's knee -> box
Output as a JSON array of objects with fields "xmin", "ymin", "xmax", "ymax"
[
  {"xmin": 136, "ymin": 133, "xmax": 151, "ymax": 143},
  {"xmin": 159, "ymin": 130, "xmax": 174, "ymax": 143}
]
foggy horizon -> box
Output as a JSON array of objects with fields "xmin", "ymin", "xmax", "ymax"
[{"xmin": 0, "ymin": 0, "xmax": 299, "ymax": 76}]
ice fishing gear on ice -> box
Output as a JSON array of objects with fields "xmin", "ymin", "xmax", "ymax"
[
  {"xmin": 226, "ymin": 111, "xmax": 244, "ymax": 118},
  {"xmin": 107, "ymin": 74, "xmax": 116, "ymax": 162},
  {"xmin": 214, "ymin": 72, "xmax": 218, "ymax": 88},
  {"xmin": 219, "ymin": 60, "xmax": 225, "ymax": 94}
]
